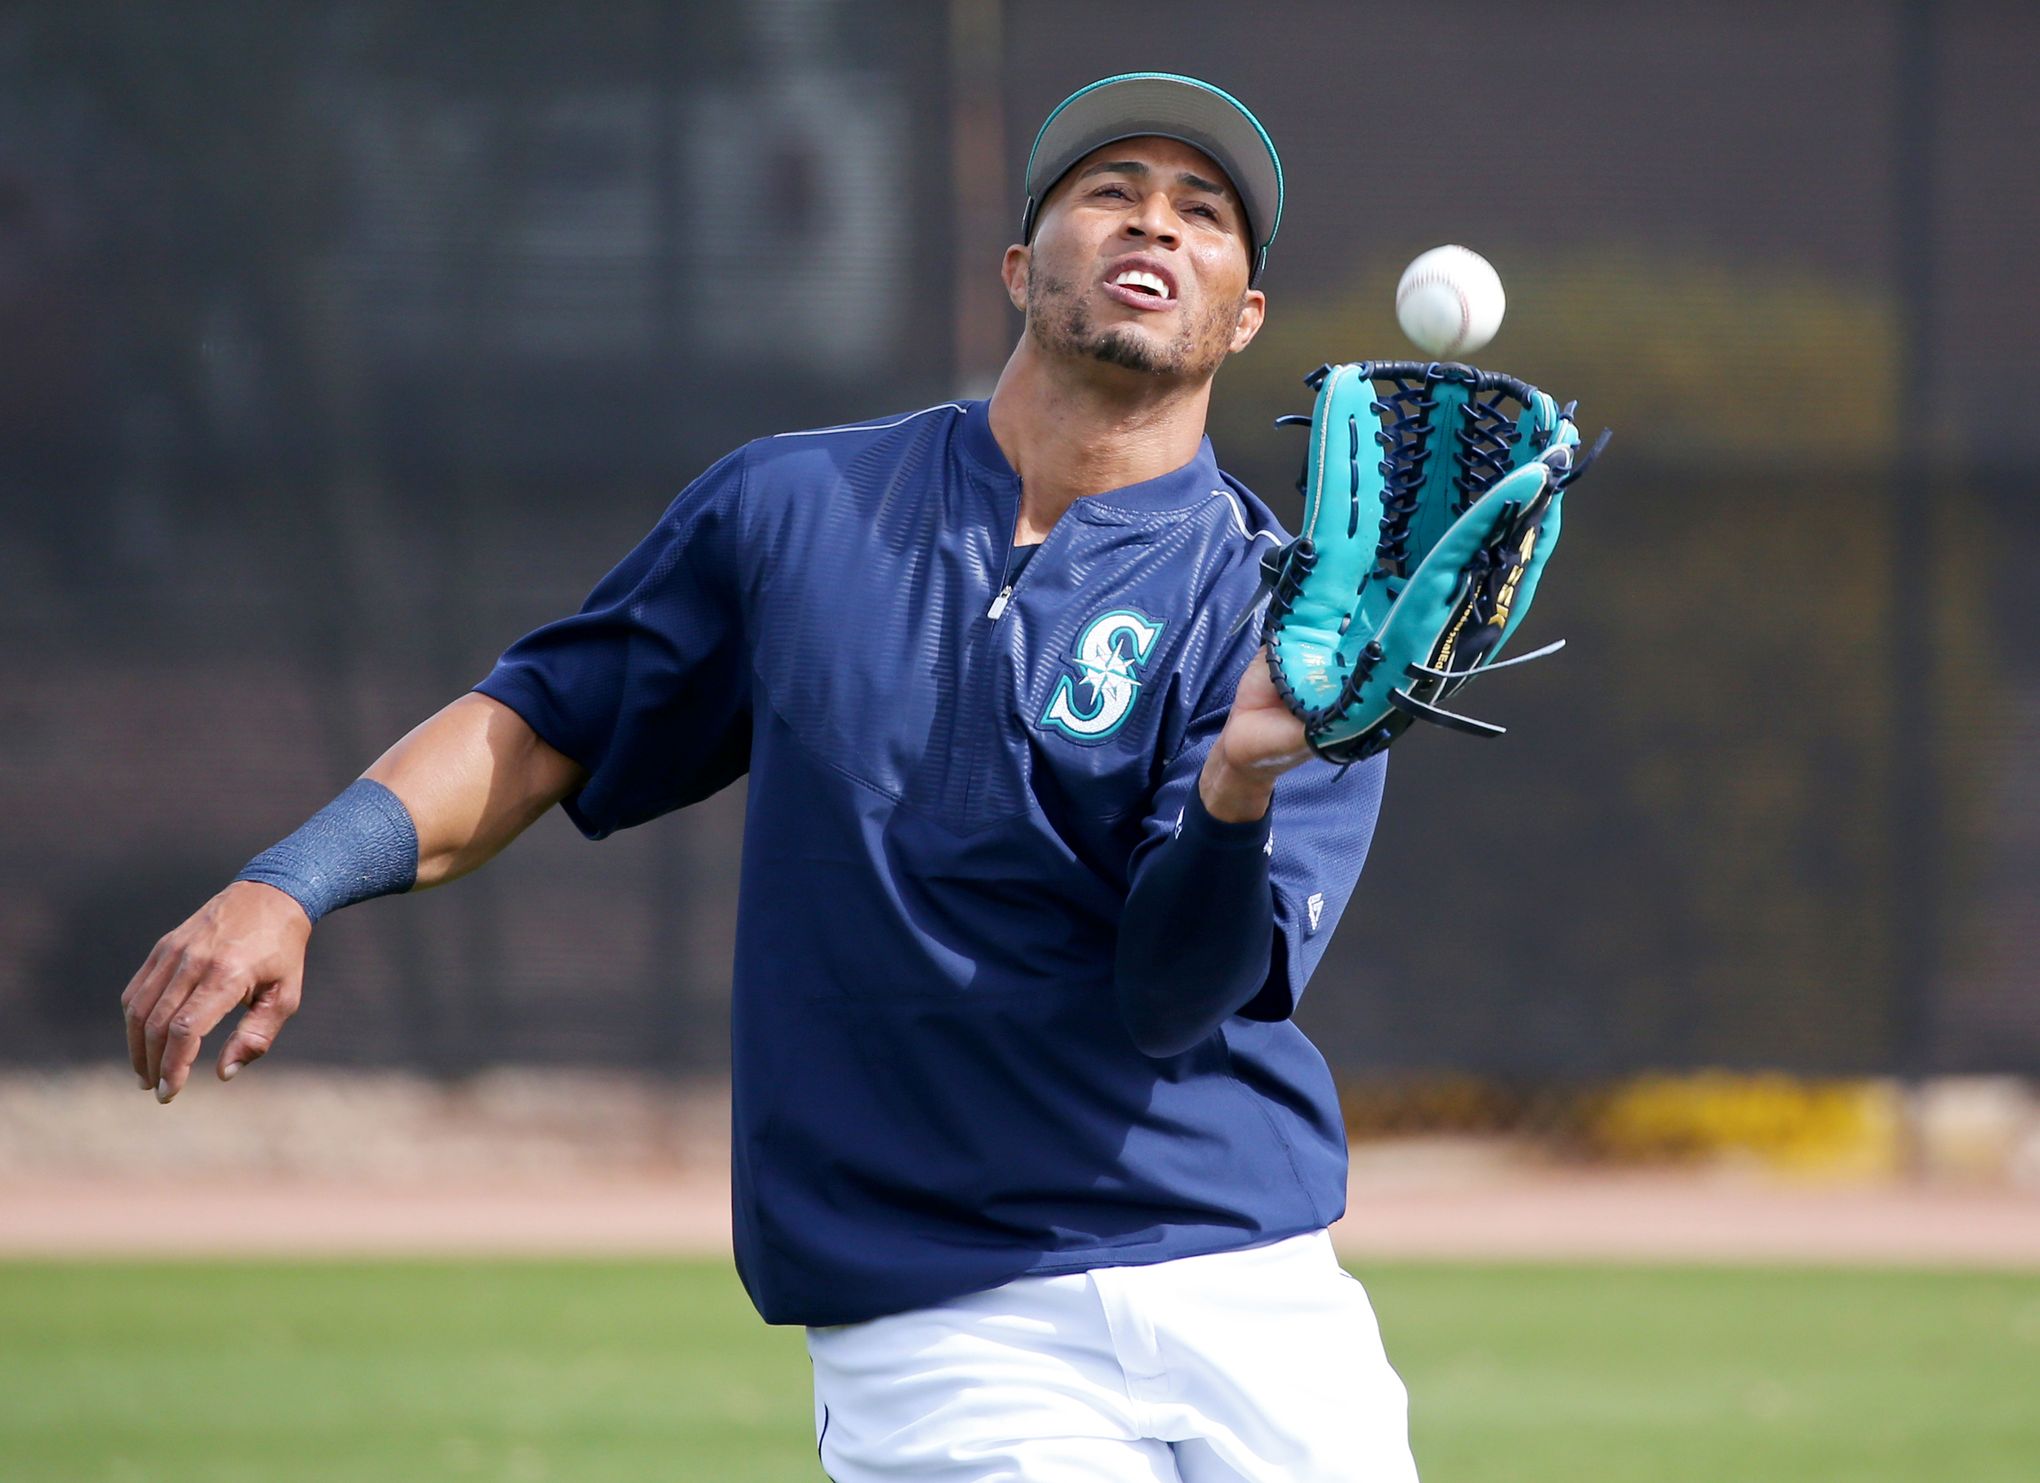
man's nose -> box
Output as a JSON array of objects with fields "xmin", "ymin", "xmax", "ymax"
[{"xmin": 1124, "ymin": 191, "xmax": 1182, "ymax": 246}]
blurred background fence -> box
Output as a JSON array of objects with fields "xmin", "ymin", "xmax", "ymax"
[{"xmin": 5, "ymin": 1, "xmax": 2037, "ymax": 1128}]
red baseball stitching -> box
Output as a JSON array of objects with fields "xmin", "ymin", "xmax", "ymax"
[{"xmin": 1396, "ymin": 269, "xmax": 1473, "ymax": 355}]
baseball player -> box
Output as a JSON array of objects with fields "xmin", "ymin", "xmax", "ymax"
[{"xmin": 121, "ymin": 74, "xmax": 1418, "ymax": 1481}]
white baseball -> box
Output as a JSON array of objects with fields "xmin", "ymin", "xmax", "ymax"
[{"xmin": 1394, "ymin": 245, "xmax": 1505, "ymax": 359}]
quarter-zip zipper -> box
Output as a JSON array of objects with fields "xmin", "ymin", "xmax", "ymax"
[
  {"xmin": 985, "ymin": 490, "xmax": 1054, "ymax": 623},
  {"xmin": 954, "ymin": 502, "xmax": 1071, "ymax": 820},
  {"xmin": 984, "ymin": 536, "xmax": 1047, "ymax": 620},
  {"xmin": 985, "ymin": 480, "xmax": 1032, "ymax": 621}
]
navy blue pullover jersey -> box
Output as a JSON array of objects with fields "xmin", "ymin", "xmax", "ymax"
[{"xmin": 477, "ymin": 398, "xmax": 1388, "ymax": 1326}]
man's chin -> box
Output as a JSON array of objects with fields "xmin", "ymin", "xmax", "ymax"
[{"xmin": 1084, "ymin": 327, "xmax": 1179, "ymax": 376}]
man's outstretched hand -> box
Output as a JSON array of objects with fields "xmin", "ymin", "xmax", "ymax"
[
  {"xmin": 120, "ymin": 881, "xmax": 312, "ymax": 1103},
  {"xmin": 115, "ymin": 694, "xmax": 587, "ymax": 1102},
  {"xmin": 1199, "ymin": 648, "xmax": 1313, "ymax": 823}
]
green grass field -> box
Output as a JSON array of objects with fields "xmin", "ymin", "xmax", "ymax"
[{"xmin": 2, "ymin": 1260, "xmax": 2034, "ymax": 1482}]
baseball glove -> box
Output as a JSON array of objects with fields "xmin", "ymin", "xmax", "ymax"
[{"xmin": 1258, "ymin": 361, "xmax": 1608, "ymax": 764}]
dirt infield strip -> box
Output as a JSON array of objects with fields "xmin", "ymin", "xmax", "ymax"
[
  {"xmin": 4, "ymin": 1167, "xmax": 2035, "ymax": 1268},
  {"xmin": 4, "ymin": 1072, "xmax": 2033, "ymax": 1267}
]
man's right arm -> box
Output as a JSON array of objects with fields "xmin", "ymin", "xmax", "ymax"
[
  {"xmin": 367, "ymin": 691, "xmax": 587, "ymax": 888},
  {"xmin": 120, "ymin": 693, "xmax": 585, "ymax": 1105}
]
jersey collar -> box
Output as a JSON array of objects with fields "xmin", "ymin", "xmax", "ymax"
[{"xmin": 956, "ymin": 398, "xmax": 1229, "ymax": 517}]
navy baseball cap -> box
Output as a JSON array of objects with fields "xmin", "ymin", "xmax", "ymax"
[{"xmin": 1021, "ymin": 73, "xmax": 1284, "ymax": 283}]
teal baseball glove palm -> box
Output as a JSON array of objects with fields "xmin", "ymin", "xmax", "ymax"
[{"xmin": 1259, "ymin": 361, "xmax": 1608, "ymax": 764}]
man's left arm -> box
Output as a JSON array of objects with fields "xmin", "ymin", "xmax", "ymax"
[{"xmin": 1114, "ymin": 651, "xmax": 1387, "ymax": 1057}]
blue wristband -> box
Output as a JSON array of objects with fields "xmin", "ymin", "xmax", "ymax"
[{"xmin": 235, "ymin": 778, "xmax": 420, "ymax": 923}]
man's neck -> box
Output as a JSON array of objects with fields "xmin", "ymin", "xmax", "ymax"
[{"xmin": 985, "ymin": 339, "xmax": 1213, "ymax": 544}]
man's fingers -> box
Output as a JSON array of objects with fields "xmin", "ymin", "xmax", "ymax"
[
  {"xmin": 120, "ymin": 940, "xmax": 176, "ymax": 1087},
  {"xmin": 146, "ymin": 962, "xmax": 250, "ymax": 1102},
  {"xmin": 139, "ymin": 948, "xmax": 209, "ymax": 1090},
  {"xmin": 218, "ymin": 977, "xmax": 301, "ymax": 1082},
  {"xmin": 124, "ymin": 884, "xmax": 315, "ymax": 1096}
]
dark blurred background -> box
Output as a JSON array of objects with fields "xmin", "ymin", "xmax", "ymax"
[{"xmin": 4, "ymin": 0, "xmax": 2035, "ymax": 1089}]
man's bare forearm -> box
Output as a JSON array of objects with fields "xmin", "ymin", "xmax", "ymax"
[
  {"xmin": 123, "ymin": 693, "xmax": 582, "ymax": 1101},
  {"xmin": 364, "ymin": 692, "xmax": 587, "ymax": 888}
]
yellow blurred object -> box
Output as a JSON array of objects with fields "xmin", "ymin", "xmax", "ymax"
[
  {"xmin": 1337, "ymin": 1072, "xmax": 1906, "ymax": 1178},
  {"xmin": 1586, "ymin": 1071, "xmax": 1904, "ymax": 1177}
]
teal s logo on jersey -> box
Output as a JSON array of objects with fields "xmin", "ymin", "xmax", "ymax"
[{"xmin": 1038, "ymin": 608, "xmax": 1167, "ymax": 743}]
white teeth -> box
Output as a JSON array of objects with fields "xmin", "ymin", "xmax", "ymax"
[{"xmin": 1113, "ymin": 270, "xmax": 1169, "ymax": 296}]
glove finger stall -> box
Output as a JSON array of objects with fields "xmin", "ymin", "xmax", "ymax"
[{"xmin": 1261, "ymin": 360, "xmax": 1602, "ymax": 763}]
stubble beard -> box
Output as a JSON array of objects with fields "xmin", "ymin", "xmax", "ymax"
[{"xmin": 1025, "ymin": 266, "xmax": 1237, "ymax": 382}]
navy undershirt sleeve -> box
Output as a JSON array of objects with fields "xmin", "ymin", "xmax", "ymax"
[{"xmin": 1113, "ymin": 784, "xmax": 1276, "ymax": 1058}]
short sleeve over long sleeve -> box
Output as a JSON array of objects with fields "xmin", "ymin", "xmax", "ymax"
[{"xmin": 474, "ymin": 448, "xmax": 751, "ymax": 839}]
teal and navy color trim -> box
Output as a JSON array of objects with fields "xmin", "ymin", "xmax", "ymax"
[
  {"xmin": 235, "ymin": 777, "xmax": 419, "ymax": 923},
  {"xmin": 1022, "ymin": 72, "xmax": 1284, "ymax": 282},
  {"xmin": 476, "ymin": 398, "xmax": 1384, "ymax": 1327}
]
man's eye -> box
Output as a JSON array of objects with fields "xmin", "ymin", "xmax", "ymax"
[
  {"xmin": 1094, "ymin": 185, "xmax": 1131, "ymax": 200},
  {"xmin": 1186, "ymin": 203, "xmax": 1219, "ymax": 220}
]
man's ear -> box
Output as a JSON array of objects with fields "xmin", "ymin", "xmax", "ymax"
[
  {"xmin": 1228, "ymin": 288, "xmax": 1267, "ymax": 354},
  {"xmin": 1002, "ymin": 244, "xmax": 1030, "ymax": 312}
]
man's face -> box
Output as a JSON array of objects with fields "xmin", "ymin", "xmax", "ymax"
[{"xmin": 1009, "ymin": 136, "xmax": 1265, "ymax": 383}]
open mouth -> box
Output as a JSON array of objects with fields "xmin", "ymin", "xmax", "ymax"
[{"xmin": 1101, "ymin": 263, "xmax": 1178, "ymax": 310}]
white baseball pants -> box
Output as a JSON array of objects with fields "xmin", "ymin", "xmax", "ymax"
[{"xmin": 805, "ymin": 1229, "xmax": 1418, "ymax": 1482}]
